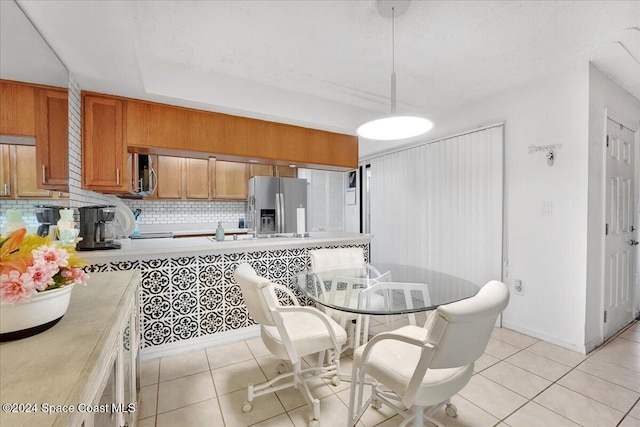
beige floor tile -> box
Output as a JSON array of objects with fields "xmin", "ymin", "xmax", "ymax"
[
  {"xmin": 480, "ymin": 361, "xmax": 552, "ymax": 399},
  {"xmin": 335, "ymin": 387, "xmax": 396, "ymax": 427},
  {"xmin": 576, "ymin": 357, "xmax": 640, "ymax": 392},
  {"xmin": 255, "ymin": 353, "xmax": 291, "ymax": 381},
  {"xmin": 526, "ymin": 341, "xmax": 587, "ymax": 367},
  {"xmin": 474, "ymin": 352, "xmax": 501, "ymax": 373},
  {"xmin": 140, "ymin": 359, "xmax": 160, "ymax": 387},
  {"xmin": 157, "ymin": 371, "xmax": 216, "ymax": 414},
  {"xmin": 249, "ymin": 413, "xmax": 295, "ymax": 426},
  {"xmin": 503, "ymin": 401, "xmax": 580, "ymax": 427},
  {"xmin": 139, "ymin": 384, "xmax": 158, "ymax": 420},
  {"xmin": 457, "ymin": 374, "xmax": 527, "ymax": 419},
  {"xmin": 288, "ymin": 393, "xmax": 353, "ymax": 427},
  {"xmin": 605, "ymin": 336, "xmax": 640, "ymax": 357},
  {"xmin": 505, "ymin": 350, "xmax": 572, "ymax": 381},
  {"xmin": 484, "ymin": 338, "xmax": 522, "ymax": 360},
  {"xmin": 158, "ymin": 350, "xmax": 209, "ymax": 382},
  {"xmin": 631, "ymin": 401, "xmax": 640, "ymax": 418},
  {"xmin": 629, "ymin": 322, "xmax": 639, "ymax": 332},
  {"xmin": 373, "ymin": 415, "xmax": 403, "ymax": 427},
  {"xmin": 219, "ymin": 388, "xmax": 286, "ymax": 427},
  {"xmin": 619, "ymin": 416, "xmax": 640, "ymax": 427},
  {"xmin": 534, "ymin": 384, "xmax": 624, "ymax": 426},
  {"xmin": 558, "ymin": 369, "xmax": 640, "ymax": 412},
  {"xmin": 430, "ymin": 394, "xmax": 499, "ymax": 427},
  {"xmin": 246, "ymin": 337, "xmax": 272, "ymax": 358},
  {"xmin": 156, "ymin": 398, "xmax": 223, "ymax": 427},
  {"xmin": 326, "ymin": 356, "xmax": 354, "ymax": 393},
  {"xmin": 207, "ymin": 339, "xmax": 255, "ymax": 369},
  {"xmin": 491, "ymin": 327, "xmax": 539, "ymax": 349},
  {"xmin": 588, "ymin": 340, "xmax": 640, "ymax": 373},
  {"xmin": 621, "ymin": 328, "xmax": 640, "ymax": 343},
  {"xmin": 213, "ymin": 358, "xmax": 268, "ymax": 396},
  {"xmin": 275, "ymin": 376, "xmax": 334, "ymax": 411},
  {"xmin": 137, "ymin": 416, "xmax": 156, "ymax": 427}
]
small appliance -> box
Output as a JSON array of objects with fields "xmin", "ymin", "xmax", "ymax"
[
  {"xmin": 34, "ymin": 205, "xmax": 64, "ymax": 237},
  {"xmin": 76, "ymin": 205, "xmax": 121, "ymax": 251}
]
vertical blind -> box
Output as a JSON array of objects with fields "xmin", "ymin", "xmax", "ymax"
[
  {"xmin": 299, "ymin": 169, "xmax": 345, "ymax": 232},
  {"xmin": 369, "ymin": 125, "xmax": 504, "ymax": 286}
]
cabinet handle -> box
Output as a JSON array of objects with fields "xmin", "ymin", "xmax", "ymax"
[
  {"xmin": 42, "ymin": 165, "xmax": 46, "ymax": 184},
  {"xmin": 116, "ymin": 168, "xmax": 121, "ymax": 185},
  {"xmin": 3, "ymin": 183, "xmax": 8, "ymax": 196}
]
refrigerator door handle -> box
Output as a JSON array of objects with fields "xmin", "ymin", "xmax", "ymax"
[
  {"xmin": 274, "ymin": 192, "xmax": 280, "ymax": 234},
  {"xmin": 280, "ymin": 193, "xmax": 285, "ymax": 232}
]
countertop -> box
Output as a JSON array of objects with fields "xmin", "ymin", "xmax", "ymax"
[
  {"xmin": 0, "ymin": 270, "xmax": 139, "ymax": 427},
  {"xmin": 80, "ymin": 232, "xmax": 371, "ymax": 263}
]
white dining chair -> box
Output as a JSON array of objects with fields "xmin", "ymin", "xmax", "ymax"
[
  {"xmin": 233, "ymin": 263, "xmax": 347, "ymax": 427},
  {"xmin": 348, "ymin": 280, "xmax": 510, "ymax": 427},
  {"xmin": 309, "ymin": 248, "xmax": 389, "ymax": 350}
]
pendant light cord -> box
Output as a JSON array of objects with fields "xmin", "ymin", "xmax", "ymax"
[{"xmin": 390, "ymin": 6, "xmax": 397, "ymax": 114}]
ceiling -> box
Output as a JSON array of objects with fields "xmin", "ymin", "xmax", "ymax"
[{"xmin": 14, "ymin": 0, "xmax": 640, "ymax": 157}]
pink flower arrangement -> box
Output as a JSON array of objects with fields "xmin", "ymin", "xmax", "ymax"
[{"xmin": 0, "ymin": 229, "xmax": 89, "ymax": 305}]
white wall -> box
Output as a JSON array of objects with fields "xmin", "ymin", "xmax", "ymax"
[
  {"xmin": 370, "ymin": 63, "xmax": 591, "ymax": 351},
  {"xmin": 585, "ymin": 65, "xmax": 640, "ymax": 351}
]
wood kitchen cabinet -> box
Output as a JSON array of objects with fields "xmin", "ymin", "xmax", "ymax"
[
  {"xmin": 212, "ymin": 160, "xmax": 248, "ymax": 200},
  {"xmin": 82, "ymin": 94, "xmax": 129, "ymax": 193},
  {"xmin": 0, "ymin": 144, "xmax": 71, "ymax": 199},
  {"xmin": 0, "ymin": 80, "xmax": 35, "ymax": 137},
  {"xmin": 249, "ymin": 163, "xmax": 297, "ymax": 178},
  {"xmin": 35, "ymin": 87, "xmax": 69, "ymax": 191},
  {"xmin": 155, "ymin": 155, "xmax": 209, "ymax": 200}
]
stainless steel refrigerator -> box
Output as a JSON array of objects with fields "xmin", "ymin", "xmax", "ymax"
[{"xmin": 247, "ymin": 177, "xmax": 307, "ymax": 234}]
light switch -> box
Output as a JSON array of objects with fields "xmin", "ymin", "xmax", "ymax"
[{"xmin": 542, "ymin": 201, "xmax": 552, "ymax": 216}]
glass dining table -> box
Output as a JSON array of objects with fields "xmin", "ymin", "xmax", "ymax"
[{"xmin": 291, "ymin": 262, "xmax": 480, "ymax": 350}]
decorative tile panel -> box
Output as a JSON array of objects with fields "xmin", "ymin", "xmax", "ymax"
[{"xmin": 90, "ymin": 242, "xmax": 369, "ymax": 348}]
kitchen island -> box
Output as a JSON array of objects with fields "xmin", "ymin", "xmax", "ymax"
[{"xmin": 79, "ymin": 232, "xmax": 371, "ymax": 357}]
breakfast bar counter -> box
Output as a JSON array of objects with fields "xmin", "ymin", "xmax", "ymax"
[{"xmin": 78, "ymin": 233, "xmax": 371, "ymax": 355}]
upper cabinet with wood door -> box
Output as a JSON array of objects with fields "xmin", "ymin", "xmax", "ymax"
[
  {"xmin": 0, "ymin": 80, "xmax": 35, "ymax": 137},
  {"xmin": 212, "ymin": 160, "xmax": 248, "ymax": 200},
  {"xmin": 35, "ymin": 88, "xmax": 69, "ymax": 191},
  {"xmin": 153, "ymin": 155, "xmax": 210, "ymax": 200},
  {"xmin": 82, "ymin": 94, "xmax": 128, "ymax": 193}
]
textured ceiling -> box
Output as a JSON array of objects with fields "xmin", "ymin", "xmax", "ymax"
[{"xmin": 14, "ymin": 0, "xmax": 640, "ymax": 157}]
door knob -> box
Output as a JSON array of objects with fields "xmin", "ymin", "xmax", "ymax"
[{"xmin": 631, "ymin": 240, "xmax": 639, "ymax": 246}]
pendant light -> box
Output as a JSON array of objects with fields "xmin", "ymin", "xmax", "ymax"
[{"xmin": 357, "ymin": 0, "xmax": 433, "ymax": 140}]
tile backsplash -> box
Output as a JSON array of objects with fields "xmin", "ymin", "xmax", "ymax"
[{"xmin": 120, "ymin": 199, "xmax": 246, "ymax": 225}]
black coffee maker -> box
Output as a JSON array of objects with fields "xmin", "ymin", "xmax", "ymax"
[
  {"xmin": 76, "ymin": 205, "xmax": 121, "ymax": 251},
  {"xmin": 34, "ymin": 205, "xmax": 63, "ymax": 237}
]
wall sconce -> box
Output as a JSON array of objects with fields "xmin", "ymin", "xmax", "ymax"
[{"xmin": 528, "ymin": 144, "xmax": 562, "ymax": 167}]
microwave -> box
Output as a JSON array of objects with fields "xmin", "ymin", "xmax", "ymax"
[{"xmin": 130, "ymin": 153, "xmax": 157, "ymax": 196}]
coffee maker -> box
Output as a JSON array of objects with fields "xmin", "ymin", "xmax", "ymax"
[
  {"xmin": 76, "ymin": 205, "xmax": 121, "ymax": 251},
  {"xmin": 34, "ymin": 205, "xmax": 64, "ymax": 237}
]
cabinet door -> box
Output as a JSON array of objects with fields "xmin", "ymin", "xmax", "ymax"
[
  {"xmin": 213, "ymin": 160, "xmax": 248, "ymax": 200},
  {"xmin": 13, "ymin": 145, "xmax": 51, "ymax": 198},
  {"xmin": 276, "ymin": 165, "xmax": 297, "ymax": 178},
  {"xmin": 35, "ymin": 88, "xmax": 68, "ymax": 191},
  {"xmin": 249, "ymin": 164, "xmax": 273, "ymax": 178},
  {"xmin": 82, "ymin": 95, "xmax": 128, "ymax": 192},
  {"xmin": 156, "ymin": 156, "xmax": 183, "ymax": 199},
  {"xmin": 0, "ymin": 145, "xmax": 12, "ymax": 198},
  {"xmin": 185, "ymin": 158, "xmax": 209, "ymax": 199},
  {"xmin": 0, "ymin": 80, "xmax": 35, "ymax": 137}
]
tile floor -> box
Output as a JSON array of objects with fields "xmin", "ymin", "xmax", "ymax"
[{"xmin": 137, "ymin": 317, "xmax": 640, "ymax": 427}]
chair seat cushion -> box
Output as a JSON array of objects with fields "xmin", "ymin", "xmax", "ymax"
[
  {"xmin": 354, "ymin": 325, "xmax": 473, "ymax": 407},
  {"xmin": 262, "ymin": 310, "xmax": 348, "ymax": 360}
]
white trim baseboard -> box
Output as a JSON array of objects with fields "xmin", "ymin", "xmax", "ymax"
[
  {"xmin": 502, "ymin": 321, "xmax": 587, "ymax": 354},
  {"xmin": 139, "ymin": 325, "xmax": 260, "ymax": 362}
]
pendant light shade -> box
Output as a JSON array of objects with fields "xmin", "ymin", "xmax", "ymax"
[
  {"xmin": 358, "ymin": 0, "xmax": 433, "ymax": 141},
  {"xmin": 357, "ymin": 115, "xmax": 433, "ymax": 140}
]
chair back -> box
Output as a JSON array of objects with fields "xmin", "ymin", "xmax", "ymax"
[
  {"xmin": 234, "ymin": 263, "xmax": 279, "ymax": 327},
  {"xmin": 309, "ymin": 248, "xmax": 365, "ymax": 273},
  {"xmin": 428, "ymin": 280, "xmax": 509, "ymax": 369}
]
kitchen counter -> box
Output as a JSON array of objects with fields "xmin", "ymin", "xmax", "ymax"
[
  {"xmin": 81, "ymin": 232, "xmax": 371, "ymax": 263},
  {"xmin": 0, "ymin": 271, "xmax": 139, "ymax": 427}
]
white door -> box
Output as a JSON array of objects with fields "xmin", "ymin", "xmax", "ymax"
[{"xmin": 604, "ymin": 117, "xmax": 636, "ymax": 341}]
